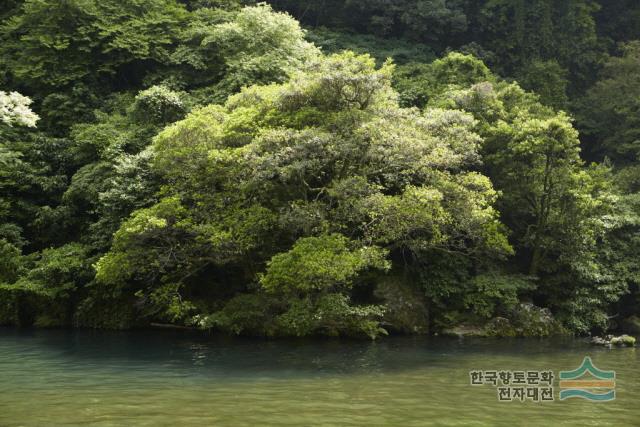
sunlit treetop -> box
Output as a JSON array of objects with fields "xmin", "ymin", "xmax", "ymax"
[{"xmin": 0, "ymin": 91, "xmax": 39, "ymax": 127}]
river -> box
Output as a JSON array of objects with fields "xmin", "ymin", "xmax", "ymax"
[{"xmin": 0, "ymin": 328, "xmax": 637, "ymax": 426}]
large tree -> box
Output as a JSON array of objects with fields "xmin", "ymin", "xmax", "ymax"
[
  {"xmin": 95, "ymin": 52, "xmax": 512, "ymax": 337},
  {"xmin": 396, "ymin": 53, "xmax": 626, "ymax": 331}
]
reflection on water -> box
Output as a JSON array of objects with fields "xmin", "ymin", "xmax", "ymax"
[{"xmin": 0, "ymin": 328, "xmax": 637, "ymax": 426}]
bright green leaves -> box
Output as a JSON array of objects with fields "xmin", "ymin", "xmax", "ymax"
[
  {"xmin": 215, "ymin": 51, "xmax": 396, "ymax": 132},
  {"xmin": 132, "ymin": 86, "xmax": 188, "ymax": 125},
  {"xmin": 486, "ymin": 111, "xmax": 590, "ymax": 276},
  {"xmin": 275, "ymin": 294, "xmax": 387, "ymax": 339},
  {"xmin": 199, "ymin": 204, "xmax": 278, "ymax": 259},
  {"xmin": 0, "ymin": 242, "xmax": 94, "ymax": 327},
  {"xmin": 96, "ymin": 51, "xmax": 513, "ymax": 335},
  {"xmin": 412, "ymin": 52, "xmax": 627, "ymax": 332},
  {"xmin": 0, "ymin": 0, "xmax": 637, "ymax": 336},
  {"xmin": 428, "ymin": 52, "xmax": 494, "ymax": 89},
  {"xmin": 261, "ymin": 234, "xmax": 389, "ymax": 335},
  {"xmin": 357, "ymin": 108, "xmax": 482, "ymax": 192},
  {"xmin": 394, "ymin": 53, "xmax": 495, "ymax": 109},
  {"xmin": 152, "ymin": 104, "xmax": 228, "ymax": 182},
  {"xmin": 203, "ymin": 3, "xmax": 320, "ymax": 95},
  {"xmin": 277, "ymin": 51, "xmax": 395, "ymax": 112},
  {"xmin": 463, "ymin": 273, "xmax": 534, "ymax": 319},
  {"xmin": 136, "ymin": 282, "xmax": 196, "ymax": 324},
  {"xmin": 359, "ymin": 186, "xmax": 449, "ymax": 250},
  {"xmin": 351, "ymin": 173, "xmax": 510, "ymax": 257},
  {"xmin": 8, "ymin": 243, "xmax": 92, "ymax": 300},
  {"xmin": 95, "ymin": 196, "xmax": 185, "ymax": 288},
  {"xmin": 260, "ymin": 234, "xmax": 389, "ymax": 294}
]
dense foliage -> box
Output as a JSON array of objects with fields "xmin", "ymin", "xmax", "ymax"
[{"xmin": 1, "ymin": 1, "xmax": 639, "ymax": 338}]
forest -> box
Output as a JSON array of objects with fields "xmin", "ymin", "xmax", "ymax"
[{"xmin": 1, "ymin": 0, "xmax": 639, "ymax": 339}]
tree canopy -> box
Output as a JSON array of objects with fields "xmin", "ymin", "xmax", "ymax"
[{"xmin": 1, "ymin": 1, "xmax": 639, "ymax": 338}]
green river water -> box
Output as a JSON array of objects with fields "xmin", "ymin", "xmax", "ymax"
[{"xmin": 0, "ymin": 328, "xmax": 637, "ymax": 426}]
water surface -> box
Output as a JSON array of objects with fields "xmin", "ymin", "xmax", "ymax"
[{"xmin": 0, "ymin": 328, "xmax": 637, "ymax": 426}]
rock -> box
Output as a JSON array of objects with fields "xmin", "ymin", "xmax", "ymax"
[
  {"xmin": 591, "ymin": 334, "xmax": 636, "ymax": 347},
  {"xmin": 508, "ymin": 303, "xmax": 567, "ymax": 337},
  {"xmin": 484, "ymin": 317, "xmax": 517, "ymax": 337},
  {"xmin": 441, "ymin": 304, "xmax": 567, "ymax": 338},
  {"xmin": 612, "ymin": 334, "xmax": 636, "ymax": 347},
  {"xmin": 591, "ymin": 336, "xmax": 610, "ymax": 346},
  {"xmin": 374, "ymin": 276, "xmax": 429, "ymax": 334},
  {"xmin": 441, "ymin": 324, "xmax": 486, "ymax": 338},
  {"xmin": 623, "ymin": 335, "xmax": 636, "ymax": 346}
]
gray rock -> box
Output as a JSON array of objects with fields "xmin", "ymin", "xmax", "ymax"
[{"xmin": 591, "ymin": 334, "xmax": 636, "ymax": 347}]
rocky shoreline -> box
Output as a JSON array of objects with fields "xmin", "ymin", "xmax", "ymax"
[{"xmin": 591, "ymin": 334, "xmax": 636, "ymax": 347}]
